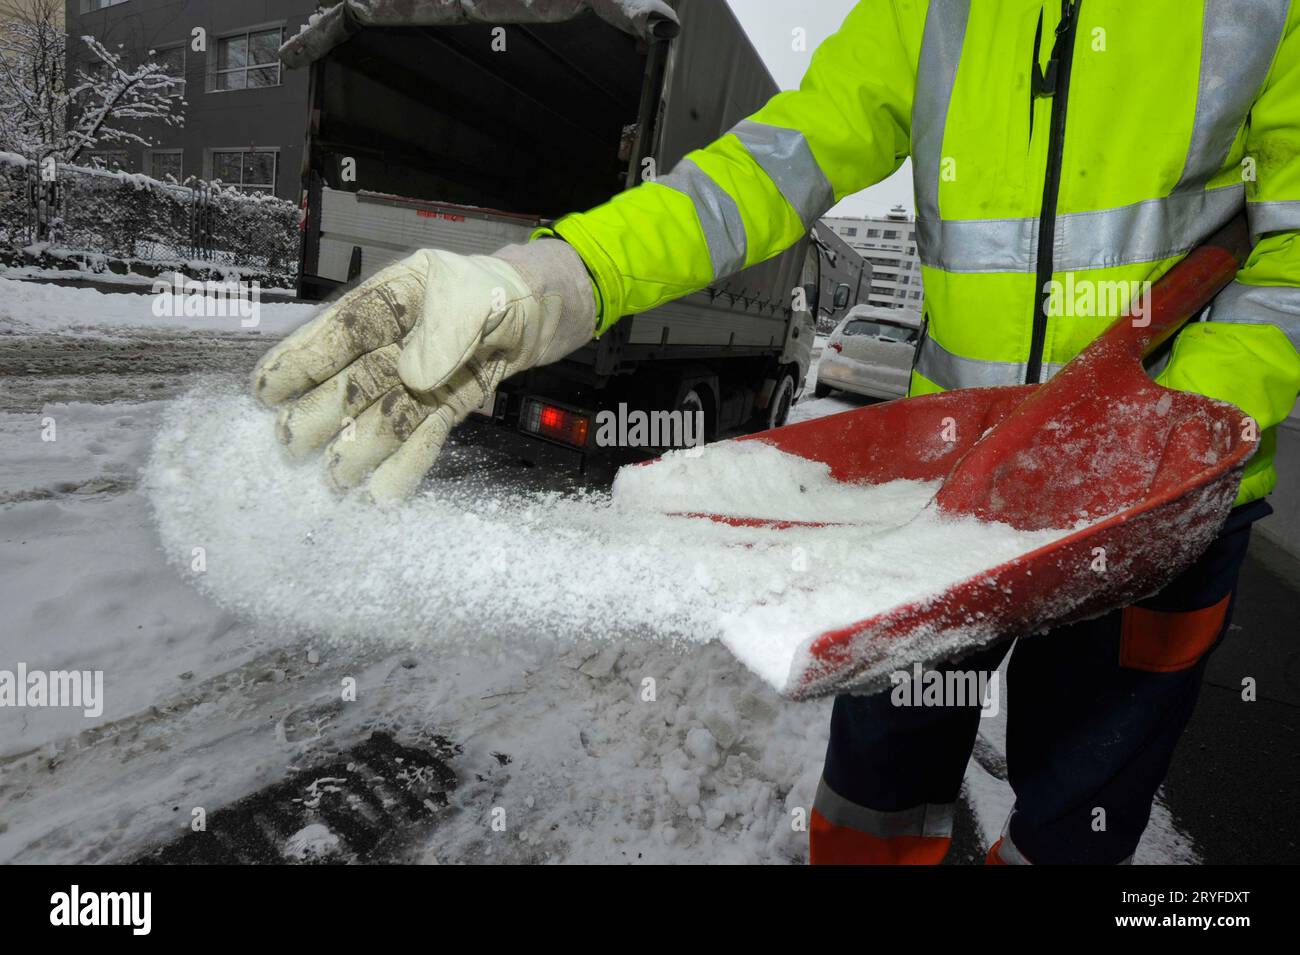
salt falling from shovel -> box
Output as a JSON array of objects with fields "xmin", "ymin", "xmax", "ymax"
[{"xmin": 145, "ymin": 385, "xmax": 1069, "ymax": 692}]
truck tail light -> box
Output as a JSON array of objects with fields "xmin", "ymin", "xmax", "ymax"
[
  {"xmin": 521, "ymin": 399, "xmax": 591, "ymax": 448},
  {"xmin": 829, "ymin": 341, "xmax": 843, "ymax": 353}
]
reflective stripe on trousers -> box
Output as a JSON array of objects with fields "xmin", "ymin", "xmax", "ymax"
[
  {"xmin": 986, "ymin": 815, "xmax": 1133, "ymax": 865},
  {"xmin": 810, "ymin": 777, "xmax": 955, "ymax": 865}
]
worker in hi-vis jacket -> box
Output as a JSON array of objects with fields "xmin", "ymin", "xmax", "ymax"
[{"xmin": 253, "ymin": 1, "xmax": 1300, "ymax": 864}]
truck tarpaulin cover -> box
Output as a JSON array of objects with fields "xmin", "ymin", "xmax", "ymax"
[{"xmin": 280, "ymin": 0, "xmax": 681, "ymax": 68}]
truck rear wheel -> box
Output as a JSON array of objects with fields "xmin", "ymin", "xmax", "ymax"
[
  {"xmin": 679, "ymin": 387, "xmax": 709, "ymax": 447},
  {"xmin": 765, "ymin": 372, "xmax": 796, "ymax": 430}
]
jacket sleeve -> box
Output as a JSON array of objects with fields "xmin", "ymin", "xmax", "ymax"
[
  {"xmin": 1156, "ymin": 8, "xmax": 1300, "ymax": 502},
  {"xmin": 538, "ymin": 0, "xmax": 924, "ymax": 333}
]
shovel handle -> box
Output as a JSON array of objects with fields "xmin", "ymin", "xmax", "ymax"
[
  {"xmin": 1116, "ymin": 212, "xmax": 1251, "ymax": 361},
  {"xmin": 934, "ymin": 211, "xmax": 1252, "ymax": 528}
]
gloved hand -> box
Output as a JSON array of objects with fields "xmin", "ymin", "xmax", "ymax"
[{"xmin": 251, "ymin": 239, "xmax": 596, "ymax": 501}]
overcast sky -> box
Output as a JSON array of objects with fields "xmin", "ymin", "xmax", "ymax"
[{"xmin": 724, "ymin": 0, "xmax": 913, "ymax": 219}]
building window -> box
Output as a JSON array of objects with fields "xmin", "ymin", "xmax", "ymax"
[
  {"xmin": 215, "ymin": 27, "xmax": 284, "ymax": 91},
  {"xmin": 211, "ymin": 148, "xmax": 278, "ymax": 192},
  {"xmin": 86, "ymin": 150, "xmax": 129, "ymax": 171},
  {"xmin": 151, "ymin": 46, "xmax": 186, "ymax": 93},
  {"xmin": 843, "ymin": 227, "xmax": 858, "ymax": 237},
  {"xmin": 81, "ymin": 0, "xmax": 130, "ymax": 11},
  {"xmin": 81, "ymin": 57, "xmax": 109, "ymax": 83},
  {"xmin": 883, "ymin": 229, "xmax": 899, "ymax": 239},
  {"xmin": 867, "ymin": 228, "xmax": 881, "ymax": 238},
  {"xmin": 148, "ymin": 150, "xmax": 183, "ymax": 182},
  {"xmin": 908, "ymin": 231, "xmax": 917, "ymax": 241}
]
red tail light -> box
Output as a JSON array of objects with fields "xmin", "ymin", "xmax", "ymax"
[
  {"xmin": 829, "ymin": 341, "xmax": 843, "ymax": 353},
  {"xmin": 521, "ymin": 399, "xmax": 591, "ymax": 448}
]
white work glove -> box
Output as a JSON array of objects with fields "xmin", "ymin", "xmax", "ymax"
[{"xmin": 251, "ymin": 239, "xmax": 597, "ymax": 501}]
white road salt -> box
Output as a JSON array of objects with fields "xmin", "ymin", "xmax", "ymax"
[
  {"xmin": 145, "ymin": 386, "xmax": 1067, "ymax": 694},
  {"xmin": 613, "ymin": 440, "xmax": 932, "ymax": 526}
]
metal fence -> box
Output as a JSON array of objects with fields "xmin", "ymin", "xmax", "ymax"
[
  {"xmin": 0, "ymin": 155, "xmax": 32, "ymax": 248},
  {"xmin": 0, "ymin": 153, "xmax": 301, "ymax": 288}
]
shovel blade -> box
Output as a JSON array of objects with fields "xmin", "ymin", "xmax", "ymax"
[
  {"xmin": 784, "ymin": 431, "xmax": 1248, "ymax": 699},
  {"xmin": 676, "ymin": 215, "xmax": 1256, "ymax": 697},
  {"xmin": 721, "ymin": 384, "xmax": 1254, "ymax": 698}
]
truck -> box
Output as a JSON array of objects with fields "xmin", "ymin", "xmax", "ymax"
[
  {"xmin": 811, "ymin": 226, "xmax": 873, "ymax": 336},
  {"xmin": 280, "ymin": 0, "xmax": 869, "ymax": 462}
]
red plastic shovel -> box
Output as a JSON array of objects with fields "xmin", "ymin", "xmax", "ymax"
[{"xmin": 702, "ymin": 214, "xmax": 1257, "ymax": 698}]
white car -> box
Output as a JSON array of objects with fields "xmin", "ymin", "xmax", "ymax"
[{"xmin": 815, "ymin": 306, "xmax": 923, "ymax": 401}]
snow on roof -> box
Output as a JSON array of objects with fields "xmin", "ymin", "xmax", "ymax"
[{"xmin": 280, "ymin": 0, "xmax": 680, "ymax": 69}]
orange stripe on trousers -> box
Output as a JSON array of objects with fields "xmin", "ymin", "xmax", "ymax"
[{"xmin": 810, "ymin": 809, "xmax": 951, "ymax": 865}]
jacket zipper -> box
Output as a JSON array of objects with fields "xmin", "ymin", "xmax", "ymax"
[
  {"xmin": 1028, "ymin": 10, "xmax": 1043, "ymax": 141},
  {"xmin": 1026, "ymin": 0, "xmax": 1082, "ymax": 384}
]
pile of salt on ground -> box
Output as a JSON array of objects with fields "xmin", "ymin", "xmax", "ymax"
[{"xmin": 145, "ymin": 386, "xmax": 1067, "ymax": 693}]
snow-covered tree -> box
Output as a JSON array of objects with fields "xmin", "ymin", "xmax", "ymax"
[
  {"xmin": 0, "ymin": 0, "xmax": 65, "ymax": 160},
  {"xmin": 0, "ymin": 0, "xmax": 184, "ymax": 165},
  {"xmin": 62, "ymin": 33, "xmax": 186, "ymax": 166}
]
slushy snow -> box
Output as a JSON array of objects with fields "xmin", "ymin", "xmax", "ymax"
[{"xmin": 145, "ymin": 388, "xmax": 1067, "ymax": 692}]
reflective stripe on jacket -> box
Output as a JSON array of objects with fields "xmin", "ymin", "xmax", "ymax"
[{"xmin": 542, "ymin": 0, "xmax": 1300, "ymax": 504}]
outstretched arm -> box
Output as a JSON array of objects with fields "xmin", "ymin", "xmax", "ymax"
[
  {"xmin": 252, "ymin": 1, "xmax": 925, "ymax": 499},
  {"xmin": 544, "ymin": 0, "xmax": 926, "ymax": 331}
]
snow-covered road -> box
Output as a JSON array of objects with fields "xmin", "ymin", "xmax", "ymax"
[{"xmin": 0, "ymin": 279, "xmax": 1197, "ymax": 863}]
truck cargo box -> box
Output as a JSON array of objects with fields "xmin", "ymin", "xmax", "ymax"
[{"xmin": 282, "ymin": 0, "xmax": 870, "ymax": 453}]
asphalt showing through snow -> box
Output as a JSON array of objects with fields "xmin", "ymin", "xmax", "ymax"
[{"xmin": 1160, "ymin": 534, "xmax": 1300, "ymax": 864}]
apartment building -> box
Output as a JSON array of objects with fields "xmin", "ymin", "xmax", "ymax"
[
  {"xmin": 65, "ymin": 0, "xmax": 319, "ymax": 197},
  {"xmin": 822, "ymin": 206, "xmax": 923, "ymax": 311},
  {"xmin": 3, "ymin": 0, "xmax": 63, "ymax": 26},
  {"xmin": 2, "ymin": 0, "xmax": 64, "ymax": 53}
]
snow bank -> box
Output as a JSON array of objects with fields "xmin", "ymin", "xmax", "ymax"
[
  {"xmin": 0, "ymin": 277, "xmax": 317, "ymax": 336},
  {"xmin": 145, "ymin": 388, "xmax": 1066, "ymax": 693}
]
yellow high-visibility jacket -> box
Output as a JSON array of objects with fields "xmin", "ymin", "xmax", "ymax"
[{"xmin": 538, "ymin": 0, "xmax": 1300, "ymax": 505}]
